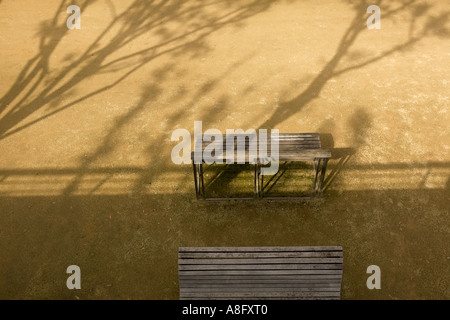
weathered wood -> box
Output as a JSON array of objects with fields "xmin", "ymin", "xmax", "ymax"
[
  {"xmin": 179, "ymin": 285, "xmax": 342, "ymax": 292},
  {"xmin": 179, "ymin": 246, "xmax": 343, "ymax": 300},
  {"xmin": 191, "ymin": 132, "xmax": 331, "ymax": 199},
  {"xmin": 180, "ymin": 280, "xmax": 342, "ymax": 286},
  {"xmin": 179, "ymin": 251, "xmax": 343, "ymax": 259},
  {"xmin": 179, "ymin": 246, "xmax": 342, "ymax": 252},
  {"xmin": 179, "ymin": 270, "xmax": 343, "ymax": 276},
  {"xmin": 179, "ymin": 257, "xmax": 343, "ymax": 265},
  {"xmin": 192, "ymin": 151, "xmax": 330, "ymax": 162},
  {"xmin": 187, "ymin": 297, "xmax": 340, "ymax": 300},
  {"xmin": 193, "ymin": 133, "xmax": 327, "ymax": 161},
  {"xmin": 181, "ymin": 292, "xmax": 341, "ymax": 299},
  {"xmin": 179, "ymin": 274, "xmax": 343, "ymax": 280},
  {"xmin": 180, "ymin": 278, "xmax": 342, "ymax": 283},
  {"xmin": 179, "ymin": 264, "xmax": 343, "ymax": 271},
  {"xmin": 181, "ymin": 287, "xmax": 340, "ymax": 293}
]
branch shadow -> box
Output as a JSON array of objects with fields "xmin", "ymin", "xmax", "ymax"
[
  {"xmin": 258, "ymin": 0, "xmax": 449, "ymax": 129},
  {"xmin": 0, "ymin": 0, "xmax": 279, "ymax": 140},
  {"xmin": 0, "ymin": 0, "xmax": 283, "ymax": 197}
]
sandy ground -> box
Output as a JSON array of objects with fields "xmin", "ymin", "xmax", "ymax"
[{"xmin": 0, "ymin": 0, "xmax": 449, "ymax": 299}]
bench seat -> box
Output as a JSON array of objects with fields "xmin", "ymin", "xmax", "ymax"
[
  {"xmin": 179, "ymin": 246, "xmax": 344, "ymax": 300},
  {"xmin": 192, "ymin": 133, "xmax": 330, "ymax": 162}
]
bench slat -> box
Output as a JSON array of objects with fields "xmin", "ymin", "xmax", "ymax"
[
  {"xmin": 201, "ymin": 141, "xmax": 321, "ymax": 146},
  {"xmin": 180, "ymin": 292, "xmax": 341, "ymax": 299},
  {"xmin": 202, "ymin": 137, "xmax": 320, "ymax": 142},
  {"xmin": 202, "ymin": 133, "xmax": 319, "ymax": 138},
  {"xmin": 181, "ymin": 277, "xmax": 341, "ymax": 282},
  {"xmin": 196, "ymin": 134, "xmax": 325, "ymax": 159},
  {"xmin": 179, "ymin": 257, "xmax": 343, "ymax": 264},
  {"xmin": 179, "ymin": 269, "xmax": 343, "ymax": 276},
  {"xmin": 181, "ymin": 287, "xmax": 340, "ymax": 293},
  {"xmin": 179, "ymin": 251, "xmax": 342, "ymax": 259},
  {"xmin": 180, "ymin": 246, "xmax": 342, "ymax": 252},
  {"xmin": 179, "ymin": 274, "xmax": 343, "ymax": 280},
  {"xmin": 181, "ymin": 296, "xmax": 340, "ymax": 300},
  {"xmin": 179, "ymin": 264, "xmax": 342, "ymax": 271},
  {"xmin": 183, "ymin": 279, "xmax": 341, "ymax": 288}
]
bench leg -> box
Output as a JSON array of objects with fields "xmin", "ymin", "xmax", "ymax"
[
  {"xmin": 313, "ymin": 158, "xmax": 322, "ymax": 193},
  {"xmin": 317, "ymin": 158, "xmax": 329, "ymax": 194},
  {"xmin": 254, "ymin": 162, "xmax": 258, "ymax": 198},
  {"xmin": 198, "ymin": 162, "xmax": 205, "ymax": 199},
  {"xmin": 193, "ymin": 162, "xmax": 206, "ymax": 200},
  {"xmin": 254, "ymin": 161, "xmax": 262, "ymax": 198},
  {"xmin": 192, "ymin": 162, "xmax": 200, "ymax": 199},
  {"xmin": 260, "ymin": 166, "xmax": 264, "ymax": 198}
]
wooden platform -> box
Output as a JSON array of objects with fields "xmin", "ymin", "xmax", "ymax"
[{"xmin": 178, "ymin": 246, "xmax": 344, "ymax": 300}]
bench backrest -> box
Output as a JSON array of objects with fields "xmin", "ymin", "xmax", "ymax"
[{"xmin": 178, "ymin": 246, "xmax": 343, "ymax": 300}]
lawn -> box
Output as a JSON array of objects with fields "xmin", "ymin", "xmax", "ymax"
[{"xmin": 0, "ymin": 0, "xmax": 449, "ymax": 299}]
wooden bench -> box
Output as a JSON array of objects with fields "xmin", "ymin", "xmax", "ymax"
[
  {"xmin": 191, "ymin": 133, "xmax": 331, "ymax": 199},
  {"xmin": 178, "ymin": 246, "xmax": 343, "ymax": 300}
]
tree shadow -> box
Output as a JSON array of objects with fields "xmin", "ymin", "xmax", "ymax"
[
  {"xmin": 0, "ymin": 0, "xmax": 283, "ymax": 197},
  {"xmin": 0, "ymin": 0, "xmax": 279, "ymax": 140},
  {"xmin": 61, "ymin": 82, "xmax": 162, "ymax": 196},
  {"xmin": 258, "ymin": 0, "xmax": 450, "ymax": 129}
]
